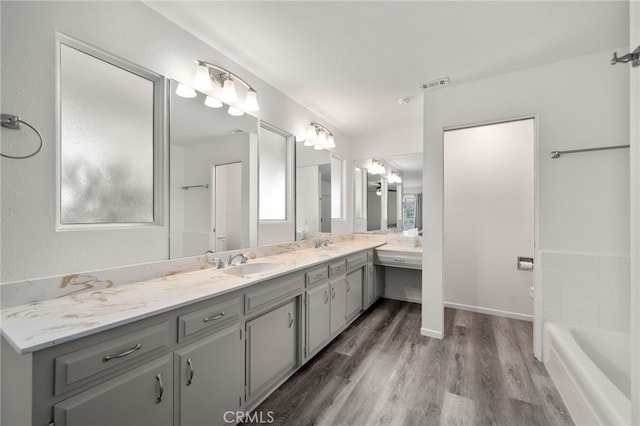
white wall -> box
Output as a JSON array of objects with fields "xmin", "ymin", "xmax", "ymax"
[
  {"xmin": 0, "ymin": 1, "xmax": 352, "ymax": 282},
  {"xmin": 351, "ymin": 124, "xmax": 422, "ymax": 159},
  {"xmin": 422, "ymin": 48, "xmax": 630, "ymax": 338}
]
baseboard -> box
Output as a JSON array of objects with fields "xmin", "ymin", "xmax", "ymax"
[
  {"xmin": 382, "ymin": 293, "xmax": 422, "ymax": 304},
  {"xmin": 420, "ymin": 327, "xmax": 443, "ymax": 339},
  {"xmin": 444, "ymin": 301, "xmax": 533, "ymax": 322}
]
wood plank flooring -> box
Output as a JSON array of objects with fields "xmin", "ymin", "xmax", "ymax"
[{"xmin": 242, "ymin": 299, "xmax": 573, "ymax": 426}]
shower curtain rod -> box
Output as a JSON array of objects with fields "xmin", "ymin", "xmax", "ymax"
[{"xmin": 549, "ymin": 144, "xmax": 630, "ymax": 159}]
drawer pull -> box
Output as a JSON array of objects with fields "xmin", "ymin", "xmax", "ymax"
[
  {"xmin": 156, "ymin": 373, "xmax": 164, "ymax": 404},
  {"xmin": 331, "ymin": 287, "xmax": 336, "ymax": 300},
  {"xmin": 288, "ymin": 312, "xmax": 294, "ymax": 328},
  {"xmin": 203, "ymin": 312, "xmax": 225, "ymax": 323},
  {"xmin": 394, "ymin": 258, "xmax": 406, "ymax": 263},
  {"xmin": 186, "ymin": 358, "xmax": 194, "ymax": 386},
  {"xmin": 103, "ymin": 343, "xmax": 141, "ymax": 362},
  {"xmin": 324, "ymin": 290, "xmax": 329, "ymax": 304},
  {"xmin": 314, "ymin": 273, "xmax": 324, "ymax": 280}
]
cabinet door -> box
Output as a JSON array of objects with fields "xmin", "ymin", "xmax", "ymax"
[
  {"xmin": 246, "ymin": 299, "xmax": 298, "ymax": 400},
  {"xmin": 330, "ymin": 277, "xmax": 347, "ymax": 335},
  {"xmin": 54, "ymin": 354, "xmax": 173, "ymax": 426},
  {"xmin": 307, "ymin": 283, "xmax": 331, "ymax": 356},
  {"xmin": 365, "ymin": 263, "xmax": 375, "ymax": 307},
  {"xmin": 176, "ymin": 324, "xmax": 241, "ymax": 426},
  {"xmin": 346, "ymin": 268, "xmax": 364, "ymax": 320}
]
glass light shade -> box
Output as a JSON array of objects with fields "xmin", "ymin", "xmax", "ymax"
[
  {"xmin": 295, "ymin": 135, "xmax": 306, "ymax": 143},
  {"xmin": 204, "ymin": 96, "xmax": 223, "ymax": 108},
  {"xmin": 304, "ymin": 139, "xmax": 315, "ymax": 147},
  {"xmin": 193, "ymin": 64, "xmax": 214, "ymax": 91},
  {"xmin": 317, "ymin": 130, "xmax": 328, "ymax": 147},
  {"xmin": 306, "ymin": 124, "xmax": 317, "ymax": 141},
  {"xmin": 221, "ymin": 78, "xmax": 238, "ymax": 103},
  {"xmin": 175, "ymin": 83, "xmax": 196, "ymax": 98},
  {"xmin": 376, "ymin": 188, "xmax": 382, "ymax": 196},
  {"xmin": 244, "ymin": 89, "xmax": 260, "ymax": 112},
  {"xmin": 227, "ymin": 106, "xmax": 244, "ymax": 116},
  {"xmin": 325, "ymin": 134, "xmax": 336, "ymax": 149},
  {"xmin": 313, "ymin": 143, "xmax": 324, "ymax": 150}
]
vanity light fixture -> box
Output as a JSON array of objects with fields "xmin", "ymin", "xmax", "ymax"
[
  {"xmin": 299, "ymin": 122, "xmax": 336, "ymax": 150},
  {"xmin": 190, "ymin": 60, "xmax": 260, "ymax": 114},
  {"xmin": 204, "ymin": 96, "xmax": 223, "ymax": 108},
  {"xmin": 175, "ymin": 82, "xmax": 197, "ymax": 98},
  {"xmin": 368, "ymin": 159, "xmax": 386, "ymax": 175},
  {"xmin": 227, "ymin": 106, "xmax": 244, "ymax": 117},
  {"xmin": 388, "ymin": 170, "xmax": 403, "ymax": 183}
]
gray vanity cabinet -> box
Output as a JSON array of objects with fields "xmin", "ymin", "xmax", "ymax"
[
  {"xmin": 330, "ymin": 277, "xmax": 347, "ymax": 335},
  {"xmin": 306, "ymin": 282, "xmax": 331, "ymax": 356},
  {"xmin": 246, "ymin": 299, "xmax": 298, "ymax": 402},
  {"xmin": 53, "ymin": 354, "xmax": 173, "ymax": 426},
  {"xmin": 175, "ymin": 323, "xmax": 241, "ymax": 426},
  {"xmin": 346, "ymin": 268, "xmax": 364, "ymax": 320}
]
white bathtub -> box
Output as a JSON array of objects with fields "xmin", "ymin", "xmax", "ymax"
[{"xmin": 543, "ymin": 321, "xmax": 631, "ymax": 425}]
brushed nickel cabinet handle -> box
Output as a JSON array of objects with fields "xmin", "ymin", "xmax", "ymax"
[
  {"xmin": 156, "ymin": 373, "xmax": 164, "ymax": 404},
  {"xmin": 331, "ymin": 287, "xmax": 336, "ymax": 299},
  {"xmin": 324, "ymin": 290, "xmax": 329, "ymax": 304},
  {"xmin": 203, "ymin": 312, "xmax": 225, "ymax": 322},
  {"xmin": 288, "ymin": 312, "xmax": 294, "ymax": 328},
  {"xmin": 186, "ymin": 358, "xmax": 194, "ymax": 386},
  {"xmin": 103, "ymin": 343, "xmax": 141, "ymax": 362}
]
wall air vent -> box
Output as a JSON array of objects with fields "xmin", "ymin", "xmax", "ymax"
[{"xmin": 419, "ymin": 77, "xmax": 450, "ymax": 92}]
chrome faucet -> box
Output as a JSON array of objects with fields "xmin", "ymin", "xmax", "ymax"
[
  {"xmin": 228, "ymin": 253, "xmax": 248, "ymax": 266},
  {"xmin": 205, "ymin": 250, "xmax": 225, "ymax": 269},
  {"xmin": 314, "ymin": 239, "xmax": 333, "ymax": 248}
]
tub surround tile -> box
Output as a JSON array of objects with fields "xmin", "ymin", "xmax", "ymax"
[
  {"xmin": 1, "ymin": 235, "xmax": 386, "ymax": 354},
  {"xmin": 541, "ymin": 251, "xmax": 630, "ymax": 333}
]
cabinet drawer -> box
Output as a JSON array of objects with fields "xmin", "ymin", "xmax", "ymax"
[
  {"xmin": 329, "ymin": 260, "xmax": 346, "ymax": 277},
  {"xmin": 245, "ymin": 273, "xmax": 304, "ymax": 314},
  {"xmin": 347, "ymin": 252, "xmax": 367, "ymax": 272},
  {"xmin": 305, "ymin": 265, "xmax": 328, "ymax": 287},
  {"xmin": 178, "ymin": 297, "xmax": 240, "ymax": 342},
  {"xmin": 374, "ymin": 251, "xmax": 422, "ymax": 269},
  {"xmin": 55, "ymin": 322, "xmax": 170, "ymax": 396}
]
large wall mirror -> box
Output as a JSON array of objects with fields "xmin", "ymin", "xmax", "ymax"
[
  {"xmin": 353, "ymin": 154, "xmax": 423, "ymax": 233},
  {"xmin": 169, "ymin": 79, "xmax": 259, "ymax": 258},
  {"xmin": 295, "ymin": 147, "xmax": 343, "ymax": 240}
]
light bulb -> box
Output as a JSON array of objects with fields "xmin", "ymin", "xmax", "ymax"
[
  {"xmin": 227, "ymin": 106, "xmax": 244, "ymax": 116},
  {"xmin": 221, "ymin": 78, "xmax": 238, "ymax": 103},
  {"xmin": 193, "ymin": 64, "xmax": 213, "ymax": 91},
  {"xmin": 244, "ymin": 89, "xmax": 259, "ymax": 112},
  {"xmin": 204, "ymin": 96, "xmax": 223, "ymax": 108},
  {"xmin": 176, "ymin": 83, "xmax": 196, "ymax": 98},
  {"xmin": 306, "ymin": 124, "xmax": 317, "ymax": 141},
  {"xmin": 325, "ymin": 134, "xmax": 336, "ymax": 149}
]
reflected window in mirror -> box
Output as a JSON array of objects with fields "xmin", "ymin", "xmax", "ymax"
[
  {"xmin": 259, "ymin": 123, "xmax": 291, "ymax": 221},
  {"xmin": 58, "ymin": 36, "xmax": 163, "ymax": 226},
  {"xmin": 354, "ymin": 166, "xmax": 367, "ymax": 220}
]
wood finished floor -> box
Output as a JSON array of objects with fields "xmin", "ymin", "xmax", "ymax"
[{"xmin": 242, "ymin": 299, "xmax": 573, "ymax": 426}]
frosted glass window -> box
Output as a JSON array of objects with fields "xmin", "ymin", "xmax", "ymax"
[
  {"xmin": 331, "ymin": 155, "xmax": 343, "ymax": 219},
  {"xmin": 259, "ymin": 126, "xmax": 287, "ymax": 220},
  {"xmin": 354, "ymin": 166, "xmax": 367, "ymax": 219},
  {"xmin": 60, "ymin": 43, "xmax": 157, "ymax": 224}
]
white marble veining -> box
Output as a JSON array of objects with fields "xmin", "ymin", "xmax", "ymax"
[{"xmin": 1, "ymin": 236, "xmax": 385, "ymax": 354}]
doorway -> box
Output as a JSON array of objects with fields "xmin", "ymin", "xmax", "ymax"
[
  {"xmin": 443, "ymin": 118, "xmax": 535, "ymax": 320},
  {"xmin": 212, "ymin": 162, "xmax": 242, "ymax": 252}
]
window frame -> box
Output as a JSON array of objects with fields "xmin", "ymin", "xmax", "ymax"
[{"xmin": 55, "ymin": 33, "xmax": 166, "ymax": 231}]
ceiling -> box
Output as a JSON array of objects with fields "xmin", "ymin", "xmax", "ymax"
[{"xmin": 146, "ymin": 1, "xmax": 628, "ymax": 141}]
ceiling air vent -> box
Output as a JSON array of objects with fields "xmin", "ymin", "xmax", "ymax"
[{"xmin": 419, "ymin": 77, "xmax": 450, "ymax": 92}]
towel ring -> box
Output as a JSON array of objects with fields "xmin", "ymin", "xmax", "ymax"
[{"xmin": 1, "ymin": 113, "xmax": 44, "ymax": 159}]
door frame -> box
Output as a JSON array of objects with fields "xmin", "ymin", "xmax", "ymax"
[
  {"xmin": 211, "ymin": 160, "xmax": 242, "ymax": 252},
  {"xmin": 442, "ymin": 114, "xmax": 541, "ymax": 357}
]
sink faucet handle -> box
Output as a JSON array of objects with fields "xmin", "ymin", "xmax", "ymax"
[{"xmin": 205, "ymin": 251, "xmax": 225, "ymax": 269}]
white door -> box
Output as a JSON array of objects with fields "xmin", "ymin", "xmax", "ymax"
[
  {"xmin": 212, "ymin": 162, "xmax": 242, "ymax": 252},
  {"xmin": 444, "ymin": 118, "xmax": 535, "ymax": 319}
]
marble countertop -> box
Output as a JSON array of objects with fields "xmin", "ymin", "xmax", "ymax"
[
  {"xmin": 375, "ymin": 243, "xmax": 423, "ymax": 253},
  {"xmin": 1, "ymin": 237, "xmax": 386, "ymax": 354}
]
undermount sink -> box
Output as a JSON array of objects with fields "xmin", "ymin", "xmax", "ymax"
[{"xmin": 223, "ymin": 262, "xmax": 280, "ymax": 276}]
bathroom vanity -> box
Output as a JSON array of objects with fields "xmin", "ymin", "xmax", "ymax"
[{"xmin": 1, "ymin": 239, "xmax": 384, "ymax": 426}]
